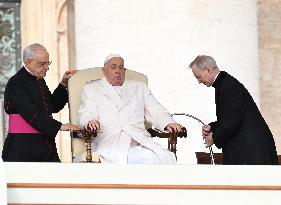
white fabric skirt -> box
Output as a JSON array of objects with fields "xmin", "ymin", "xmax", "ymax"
[{"xmin": 127, "ymin": 144, "xmax": 176, "ymax": 164}]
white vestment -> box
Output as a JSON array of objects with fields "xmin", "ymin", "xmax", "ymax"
[{"xmin": 77, "ymin": 77, "xmax": 176, "ymax": 164}]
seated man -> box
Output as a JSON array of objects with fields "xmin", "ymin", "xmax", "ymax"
[{"xmin": 76, "ymin": 54, "xmax": 183, "ymax": 164}]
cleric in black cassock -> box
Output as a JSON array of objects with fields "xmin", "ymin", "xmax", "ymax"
[
  {"xmin": 190, "ymin": 55, "xmax": 278, "ymax": 165},
  {"xmin": 2, "ymin": 43, "xmax": 80, "ymax": 162}
]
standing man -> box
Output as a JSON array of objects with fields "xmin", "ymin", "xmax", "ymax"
[
  {"xmin": 2, "ymin": 43, "xmax": 80, "ymax": 162},
  {"xmin": 77, "ymin": 54, "xmax": 182, "ymax": 164},
  {"xmin": 190, "ymin": 55, "xmax": 278, "ymax": 165}
]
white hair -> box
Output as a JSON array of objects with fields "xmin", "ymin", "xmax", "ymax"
[
  {"xmin": 23, "ymin": 43, "xmax": 47, "ymax": 62},
  {"xmin": 189, "ymin": 55, "xmax": 218, "ymax": 70}
]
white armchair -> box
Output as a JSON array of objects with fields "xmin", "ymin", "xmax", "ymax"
[
  {"xmin": 68, "ymin": 67, "xmax": 187, "ymax": 162},
  {"xmin": 68, "ymin": 67, "xmax": 149, "ymax": 162}
]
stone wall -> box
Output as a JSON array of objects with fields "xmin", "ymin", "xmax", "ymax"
[
  {"xmin": 20, "ymin": 0, "xmax": 75, "ymax": 162},
  {"xmin": 257, "ymin": 0, "xmax": 281, "ymax": 153}
]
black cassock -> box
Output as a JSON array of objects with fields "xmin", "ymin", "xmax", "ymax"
[
  {"xmin": 2, "ymin": 67, "xmax": 68, "ymax": 162},
  {"xmin": 210, "ymin": 71, "xmax": 278, "ymax": 165}
]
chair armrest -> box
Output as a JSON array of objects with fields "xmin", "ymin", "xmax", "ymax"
[
  {"xmin": 147, "ymin": 127, "xmax": 187, "ymax": 138},
  {"xmin": 72, "ymin": 130, "xmax": 97, "ymax": 162},
  {"xmin": 147, "ymin": 127, "xmax": 187, "ymax": 159}
]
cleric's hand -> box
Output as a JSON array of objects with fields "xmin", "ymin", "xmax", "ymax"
[
  {"xmin": 60, "ymin": 70, "xmax": 77, "ymax": 87},
  {"xmin": 60, "ymin": 123, "xmax": 81, "ymax": 131},
  {"xmin": 203, "ymin": 132, "xmax": 214, "ymax": 147},
  {"xmin": 202, "ymin": 124, "xmax": 211, "ymax": 137}
]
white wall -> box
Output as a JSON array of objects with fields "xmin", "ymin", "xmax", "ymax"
[
  {"xmin": 6, "ymin": 163, "xmax": 281, "ymax": 204},
  {"xmin": 75, "ymin": 0, "xmax": 259, "ymax": 164}
]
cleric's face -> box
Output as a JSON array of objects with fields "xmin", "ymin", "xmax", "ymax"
[
  {"xmin": 25, "ymin": 49, "xmax": 51, "ymax": 79},
  {"xmin": 192, "ymin": 64, "xmax": 213, "ymax": 87},
  {"xmin": 103, "ymin": 57, "xmax": 126, "ymax": 86}
]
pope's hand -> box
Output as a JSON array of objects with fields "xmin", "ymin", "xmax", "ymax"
[
  {"xmin": 86, "ymin": 120, "xmax": 100, "ymax": 131},
  {"xmin": 166, "ymin": 123, "xmax": 183, "ymax": 132}
]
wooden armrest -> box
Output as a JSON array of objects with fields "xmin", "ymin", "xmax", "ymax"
[
  {"xmin": 147, "ymin": 127, "xmax": 187, "ymax": 159},
  {"xmin": 147, "ymin": 127, "xmax": 187, "ymax": 138},
  {"xmin": 72, "ymin": 130, "xmax": 97, "ymax": 162}
]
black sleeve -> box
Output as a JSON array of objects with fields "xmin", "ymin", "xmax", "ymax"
[
  {"xmin": 50, "ymin": 84, "xmax": 68, "ymax": 113},
  {"xmin": 5, "ymin": 79, "xmax": 62, "ymax": 139},
  {"xmin": 212, "ymin": 83, "xmax": 245, "ymax": 149},
  {"xmin": 209, "ymin": 121, "xmax": 218, "ymax": 133}
]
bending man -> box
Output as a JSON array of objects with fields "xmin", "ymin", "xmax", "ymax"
[{"xmin": 190, "ymin": 55, "xmax": 278, "ymax": 165}]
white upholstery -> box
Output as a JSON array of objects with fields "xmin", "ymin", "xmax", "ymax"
[{"xmin": 68, "ymin": 67, "xmax": 148, "ymax": 161}]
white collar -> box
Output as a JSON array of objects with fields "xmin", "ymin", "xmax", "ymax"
[
  {"xmin": 24, "ymin": 66, "xmax": 34, "ymax": 76},
  {"xmin": 212, "ymin": 71, "xmax": 220, "ymax": 85}
]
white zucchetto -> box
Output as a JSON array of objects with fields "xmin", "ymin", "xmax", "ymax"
[{"xmin": 104, "ymin": 54, "xmax": 122, "ymax": 65}]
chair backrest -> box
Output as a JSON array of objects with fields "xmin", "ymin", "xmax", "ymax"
[{"xmin": 68, "ymin": 67, "xmax": 148, "ymax": 159}]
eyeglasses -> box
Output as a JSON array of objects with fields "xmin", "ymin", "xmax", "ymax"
[
  {"xmin": 30, "ymin": 59, "xmax": 52, "ymax": 67},
  {"xmin": 37, "ymin": 60, "xmax": 52, "ymax": 67}
]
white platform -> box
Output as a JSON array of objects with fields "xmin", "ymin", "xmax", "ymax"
[{"xmin": 5, "ymin": 162, "xmax": 281, "ymax": 205}]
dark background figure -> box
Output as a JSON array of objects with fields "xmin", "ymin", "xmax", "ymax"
[
  {"xmin": 190, "ymin": 55, "xmax": 278, "ymax": 165},
  {"xmin": 2, "ymin": 43, "xmax": 80, "ymax": 162}
]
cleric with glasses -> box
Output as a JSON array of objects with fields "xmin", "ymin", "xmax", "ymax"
[{"xmin": 2, "ymin": 43, "xmax": 80, "ymax": 162}]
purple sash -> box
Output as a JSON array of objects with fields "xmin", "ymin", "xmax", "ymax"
[{"xmin": 8, "ymin": 114, "xmax": 42, "ymax": 134}]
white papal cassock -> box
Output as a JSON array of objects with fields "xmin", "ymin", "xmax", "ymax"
[{"xmin": 77, "ymin": 77, "xmax": 176, "ymax": 164}]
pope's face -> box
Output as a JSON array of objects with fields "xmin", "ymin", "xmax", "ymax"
[
  {"xmin": 25, "ymin": 49, "xmax": 51, "ymax": 78},
  {"xmin": 103, "ymin": 57, "xmax": 125, "ymax": 86},
  {"xmin": 191, "ymin": 64, "xmax": 213, "ymax": 87}
]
